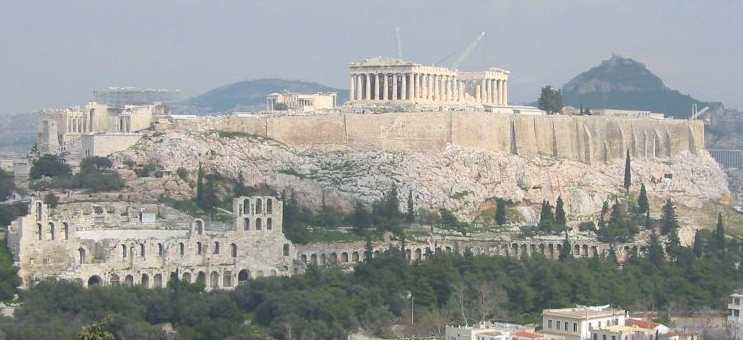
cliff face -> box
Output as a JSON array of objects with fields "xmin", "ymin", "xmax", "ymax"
[{"xmin": 115, "ymin": 124, "xmax": 727, "ymax": 222}]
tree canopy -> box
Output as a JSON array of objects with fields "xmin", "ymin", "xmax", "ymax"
[{"xmin": 537, "ymin": 86, "xmax": 563, "ymax": 114}]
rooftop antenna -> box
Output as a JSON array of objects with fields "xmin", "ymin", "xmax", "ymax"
[{"xmin": 394, "ymin": 27, "xmax": 403, "ymax": 59}]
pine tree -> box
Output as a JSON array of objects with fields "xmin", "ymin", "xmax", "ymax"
[
  {"xmin": 623, "ymin": 150, "xmax": 632, "ymax": 192},
  {"xmin": 495, "ymin": 198, "xmax": 507, "ymax": 226},
  {"xmin": 555, "ymin": 196, "xmax": 567, "ymax": 227},
  {"xmin": 647, "ymin": 229, "xmax": 665, "ymax": 267},
  {"xmin": 660, "ymin": 199, "xmax": 679, "ymax": 235},
  {"xmin": 637, "ymin": 183, "xmax": 649, "ymax": 214},
  {"xmin": 714, "ymin": 213, "xmax": 726, "ymax": 258},
  {"xmin": 406, "ymin": 190, "xmax": 415, "ymax": 224},
  {"xmin": 692, "ymin": 230, "xmax": 704, "ymax": 258}
]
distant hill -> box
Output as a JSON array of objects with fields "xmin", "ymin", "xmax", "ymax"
[
  {"xmin": 175, "ymin": 79, "xmax": 349, "ymax": 114},
  {"xmin": 0, "ymin": 112, "xmax": 37, "ymax": 154},
  {"xmin": 561, "ymin": 55, "xmax": 707, "ymax": 118}
]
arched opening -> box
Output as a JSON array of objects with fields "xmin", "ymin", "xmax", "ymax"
[
  {"xmin": 320, "ymin": 254, "xmax": 327, "ymax": 265},
  {"xmin": 256, "ymin": 199, "xmax": 263, "ymax": 214},
  {"xmin": 330, "ymin": 253, "xmax": 338, "ymax": 264},
  {"xmin": 310, "ymin": 254, "xmax": 317, "ymax": 265},
  {"xmin": 210, "ymin": 271, "xmax": 219, "ymax": 289},
  {"xmin": 244, "ymin": 217, "xmax": 250, "ymax": 230},
  {"xmin": 122, "ymin": 244, "xmax": 127, "ymax": 258},
  {"xmin": 283, "ymin": 244, "xmax": 290, "ymax": 256},
  {"xmin": 110, "ymin": 274, "xmax": 120, "ymax": 285},
  {"xmin": 87, "ymin": 275, "xmax": 102, "ymax": 287},
  {"xmin": 197, "ymin": 242, "xmax": 202, "ymax": 255},
  {"xmin": 267, "ymin": 199, "xmax": 273, "ymax": 214},
  {"xmin": 158, "ymin": 243, "xmax": 164, "ymax": 257},
  {"xmin": 352, "ymin": 251, "xmax": 359, "ymax": 262},
  {"xmin": 231, "ymin": 243, "xmax": 237, "ymax": 257},
  {"xmin": 49, "ymin": 222, "xmax": 55, "ymax": 240},
  {"xmin": 256, "ymin": 218, "xmax": 262, "ymax": 230},
  {"xmin": 197, "ymin": 272, "xmax": 206, "ymax": 285},
  {"xmin": 213, "ymin": 241, "xmax": 220, "ymax": 254},
  {"xmin": 243, "ymin": 199, "xmax": 250, "ymax": 215},
  {"xmin": 267, "ymin": 218, "xmax": 272, "ymax": 230},
  {"xmin": 154, "ymin": 274, "xmax": 163, "ymax": 288},
  {"xmin": 415, "ymin": 248, "xmax": 422, "ymax": 260},
  {"xmin": 182, "ymin": 272, "xmax": 192, "ymax": 283},
  {"xmin": 37, "ymin": 223, "xmax": 42, "ymax": 241},
  {"xmin": 223, "ymin": 271, "xmax": 232, "ymax": 287},
  {"xmin": 63, "ymin": 222, "xmax": 69, "ymax": 240},
  {"xmin": 574, "ymin": 245, "xmax": 580, "ymax": 256},
  {"xmin": 179, "ymin": 243, "xmax": 185, "ymax": 256},
  {"xmin": 36, "ymin": 202, "xmax": 42, "ymax": 220},
  {"xmin": 238, "ymin": 270, "xmax": 249, "ymax": 284},
  {"xmin": 78, "ymin": 248, "xmax": 86, "ymax": 264},
  {"xmin": 341, "ymin": 252, "xmax": 349, "ymax": 263},
  {"xmin": 141, "ymin": 274, "xmax": 150, "ymax": 288},
  {"xmin": 140, "ymin": 243, "xmax": 145, "ymax": 257},
  {"xmin": 124, "ymin": 275, "xmax": 134, "ymax": 287},
  {"xmin": 195, "ymin": 220, "xmax": 204, "ymax": 234}
]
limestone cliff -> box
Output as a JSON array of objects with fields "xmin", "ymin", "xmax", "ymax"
[{"xmin": 115, "ymin": 127, "xmax": 727, "ymax": 222}]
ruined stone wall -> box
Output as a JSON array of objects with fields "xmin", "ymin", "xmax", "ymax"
[{"xmin": 169, "ymin": 112, "xmax": 704, "ymax": 163}]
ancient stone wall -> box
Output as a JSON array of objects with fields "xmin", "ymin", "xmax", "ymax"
[{"xmin": 169, "ymin": 112, "xmax": 704, "ymax": 163}]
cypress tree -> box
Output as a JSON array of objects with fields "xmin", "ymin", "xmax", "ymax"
[
  {"xmin": 647, "ymin": 229, "xmax": 665, "ymax": 267},
  {"xmin": 623, "ymin": 150, "xmax": 632, "ymax": 192},
  {"xmin": 555, "ymin": 196, "xmax": 567, "ymax": 227},
  {"xmin": 715, "ymin": 213, "xmax": 726, "ymax": 258},
  {"xmin": 637, "ymin": 183, "xmax": 649, "ymax": 214},
  {"xmin": 406, "ymin": 190, "xmax": 415, "ymax": 224},
  {"xmin": 495, "ymin": 198, "xmax": 507, "ymax": 226},
  {"xmin": 598, "ymin": 200, "xmax": 610, "ymax": 229},
  {"xmin": 692, "ymin": 230, "xmax": 704, "ymax": 258},
  {"xmin": 606, "ymin": 244, "xmax": 618, "ymax": 265},
  {"xmin": 559, "ymin": 231, "xmax": 572, "ymax": 261},
  {"xmin": 660, "ymin": 199, "xmax": 679, "ymax": 235}
]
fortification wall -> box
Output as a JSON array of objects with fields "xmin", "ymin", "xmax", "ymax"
[{"xmin": 169, "ymin": 112, "xmax": 704, "ymax": 163}]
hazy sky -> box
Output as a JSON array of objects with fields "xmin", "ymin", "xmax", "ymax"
[{"xmin": 1, "ymin": 0, "xmax": 741, "ymax": 114}]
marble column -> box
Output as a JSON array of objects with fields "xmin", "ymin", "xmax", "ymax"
[
  {"xmin": 475, "ymin": 84, "xmax": 481, "ymax": 102},
  {"xmin": 392, "ymin": 74, "xmax": 398, "ymax": 100},
  {"xmin": 401, "ymin": 73, "xmax": 407, "ymax": 100},
  {"xmin": 356, "ymin": 75, "xmax": 362, "ymax": 101},
  {"xmin": 425, "ymin": 74, "xmax": 430, "ymax": 100},
  {"xmin": 365, "ymin": 74, "xmax": 371, "ymax": 100},
  {"xmin": 411, "ymin": 73, "xmax": 417, "ymax": 99},
  {"xmin": 349, "ymin": 75, "xmax": 355, "ymax": 101},
  {"xmin": 375, "ymin": 74, "xmax": 381, "ymax": 100},
  {"xmin": 503, "ymin": 80, "xmax": 508, "ymax": 106}
]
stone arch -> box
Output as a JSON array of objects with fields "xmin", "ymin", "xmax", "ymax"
[
  {"xmin": 267, "ymin": 198, "xmax": 273, "ymax": 214},
  {"xmin": 154, "ymin": 273, "xmax": 163, "ymax": 288},
  {"xmin": 300, "ymin": 254, "xmax": 308, "ymax": 263},
  {"xmin": 125, "ymin": 274, "xmax": 134, "ymax": 287},
  {"xmin": 87, "ymin": 275, "xmax": 102, "ymax": 287},
  {"xmin": 255, "ymin": 198, "xmax": 263, "ymax": 214},
  {"xmin": 194, "ymin": 219, "xmax": 204, "ymax": 235},
  {"xmin": 320, "ymin": 253, "xmax": 327, "ymax": 265},
  {"xmin": 330, "ymin": 252, "xmax": 338, "ymax": 264},
  {"xmin": 573, "ymin": 245, "xmax": 580, "ymax": 256},
  {"xmin": 244, "ymin": 217, "xmax": 250, "ymax": 230},
  {"xmin": 310, "ymin": 254, "xmax": 317, "ymax": 265},
  {"xmin": 78, "ymin": 247, "xmax": 86, "ymax": 264},
  {"xmin": 591, "ymin": 246, "xmax": 599, "ymax": 257},
  {"xmin": 209, "ymin": 272, "xmax": 219, "ymax": 289},
  {"xmin": 48, "ymin": 222, "xmax": 55, "ymax": 240},
  {"xmin": 415, "ymin": 248, "xmax": 422, "ymax": 260},
  {"xmin": 341, "ymin": 252, "xmax": 349, "ymax": 263},
  {"xmin": 197, "ymin": 242, "xmax": 202, "ymax": 255},
  {"xmin": 231, "ymin": 243, "xmax": 238, "ymax": 257},
  {"xmin": 548, "ymin": 244, "xmax": 555, "ymax": 259},
  {"xmin": 110, "ymin": 274, "xmax": 120, "ymax": 285},
  {"xmin": 141, "ymin": 273, "xmax": 150, "ymax": 288},
  {"xmin": 63, "ymin": 222, "xmax": 69, "ymax": 240},
  {"xmin": 582, "ymin": 245, "xmax": 589, "ymax": 257},
  {"xmin": 267, "ymin": 218, "xmax": 273, "ymax": 230},
  {"xmin": 182, "ymin": 272, "xmax": 192, "ymax": 283},
  {"xmin": 238, "ymin": 270, "xmax": 250, "ymax": 284},
  {"xmin": 539, "ymin": 243, "xmax": 546, "ymax": 255},
  {"xmin": 405, "ymin": 248, "xmax": 412, "ymax": 260},
  {"xmin": 223, "ymin": 271, "xmax": 232, "ymax": 287},
  {"xmin": 511, "ymin": 243, "xmax": 519, "ymax": 257},
  {"xmin": 243, "ymin": 198, "xmax": 250, "ymax": 215},
  {"xmin": 520, "ymin": 244, "xmax": 528, "ymax": 256},
  {"xmin": 352, "ymin": 251, "xmax": 359, "ymax": 262},
  {"xmin": 196, "ymin": 271, "xmax": 206, "ymax": 285}
]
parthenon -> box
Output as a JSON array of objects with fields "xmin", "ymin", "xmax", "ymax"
[{"xmin": 348, "ymin": 57, "xmax": 509, "ymax": 106}]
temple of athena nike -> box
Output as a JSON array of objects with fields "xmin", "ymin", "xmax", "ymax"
[{"xmin": 348, "ymin": 57, "xmax": 509, "ymax": 107}]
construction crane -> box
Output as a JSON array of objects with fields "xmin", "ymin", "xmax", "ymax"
[
  {"xmin": 690, "ymin": 103, "xmax": 709, "ymax": 120},
  {"xmin": 436, "ymin": 32, "xmax": 485, "ymax": 68},
  {"xmin": 394, "ymin": 27, "xmax": 403, "ymax": 59}
]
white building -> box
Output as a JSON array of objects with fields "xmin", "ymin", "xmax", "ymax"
[
  {"xmin": 445, "ymin": 322, "xmax": 551, "ymax": 340},
  {"xmin": 729, "ymin": 290, "xmax": 743, "ymax": 339},
  {"xmin": 542, "ymin": 305, "xmax": 627, "ymax": 340},
  {"xmin": 265, "ymin": 92, "xmax": 337, "ymax": 112},
  {"xmin": 590, "ymin": 325, "xmax": 655, "ymax": 340}
]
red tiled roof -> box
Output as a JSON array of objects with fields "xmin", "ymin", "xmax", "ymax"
[
  {"xmin": 512, "ymin": 330, "xmax": 543, "ymax": 339},
  {"xmin": 626, "ymin": 319, "xmax": 660, "ymax": 329}
]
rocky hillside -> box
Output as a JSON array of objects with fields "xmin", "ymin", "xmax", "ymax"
[
  {"xmin": 114, "ymin": 129, "xmax": 728, "ymax": 223},
  {"xmin": 562, "ymin": 55, "xmax": 707, "ymax": 118},
  {"xmin": 174, "ymin": 79, "xmax": 349, "ymax": 114}
]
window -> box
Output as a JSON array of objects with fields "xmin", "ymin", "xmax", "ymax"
[
  {"xmin": 548, "ymin": 320, "xmax": 553, "ymax": 329},
  {"xmin": 78, "ymin": 248, "xmax": 86, "ymax": 264},
  {"xmin": 603, "ymin": 335, "xmax": 607, "ymax": 340},
  {"xmin": 256, "ymin": 199, "xmax": 263, "ymax": 214},
  {"xmin": 158, "ymin": 243, "xmax": 164, "ymax": 257},
  {"xmin": 574, "ymin": 323, "xmax": 577, "ymax": 332},
  {"xmin": 231, "ymin": 243, "xmax": 237, "ymax": 258},
  {"xmin": 49, "ymin": 223, "xmax": 55, "ymax": 240},
  {"xmin": 213, "ymin": 241, "xmax": 220, "ymax": 254},
  {"xmin": 63, "ymin": 223, "xmax": 69, "ymax": 240},
  {"xmin": 267, "ymin": 218, "xmax": 272, "ymax": 230},
  {"xmin": 223, "ymin": 271, "xmax": 232, "ymax": 287},
  {"xmin": 267, "ymin": 199, "xmax": 273, "ymax": 214},
  {"xmin": 179, "ymin": 243, "xmax": 185, "ymax": 256},
  {"xmin": 122, "ymin": 244, "xmax": 127, "ymax": 258},
  {"xmin": 557, "ymin": 321, "xmax": 561, "ymax": 330},
  {"xmin": 256, "ymin": 218, "xmax": 262, "ymax": 230},
  {"xmin": 594, "ymin": 335, "xmax": 598, "ymax": 340},
  {"xmin": 564, "ymin": 322, "xmax": 568, "ymax": 331},
  {"xmin": 244, "ymin": 217, "xmax": 250, "ymax": 230},
  {"xmin": 140, "ymin": 243, "xmax": 145, "ymax": 257},
  {"xmin": 37, "ymin": 224, "xmax": 42, "ymax": 240},
  {"xmin": 197, "ymin": 242, "xmax": 202, "ymax": 255}
]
